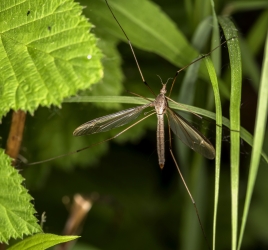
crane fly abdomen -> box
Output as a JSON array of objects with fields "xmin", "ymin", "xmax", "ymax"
[
  {"xmin": 153, "ymin": 86, "xmax": 168, "ymax": 169},
  {"xmin": 157, "ymin": 114, "xmax": 165, "ymax": 169}
]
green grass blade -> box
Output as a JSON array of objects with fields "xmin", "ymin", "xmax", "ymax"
[
  {"xmin": 204, "ymin": 57, "xmax": 222, "ymax": 250},
  {"xmin": 219, "ymin": 17, "xmax": 242, "ymax": 250},
  {"xmin": 237, "ymin": 31, "xmax": 268, "ymax": 250},
  {"xmin": 210, "ymin": 0, "xmax": 221, "ymax": 75}
]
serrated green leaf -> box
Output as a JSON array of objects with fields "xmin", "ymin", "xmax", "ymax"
[
  {"xmin": 7, "ymin": 233, "xmax": 79, "ymax": 250},
  {"xmin": 0, "ymin": 0, "xmax": 103, "ymax": 119},
  {"xmin": 0, "ymin": 149, "xmax": 41, "ymax": 243}
]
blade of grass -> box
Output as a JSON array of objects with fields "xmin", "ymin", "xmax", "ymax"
[
  {"xmin": 204, "ymin": 56, "xmax": 222, "ymax": 250},
  {"xmin": 237, "ymin": 31, "xmax": 268, "ymax": 250},
  {"xmin": 210, "ymin": 0, "xmax": 221, "ymax": 75},
  {"xmin": 219, "ymin": 17, "xmax": 242, "ymax": 250}
]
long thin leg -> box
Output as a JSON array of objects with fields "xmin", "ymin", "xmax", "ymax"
[
  {"xmin": 169, "ymin": 150, "xmax": 211, "ymax": 249},
  {"xmin": 166, "ymin": 113, "xmax": 211, "ymax": 249},
  {"xmin": 168, "ymin": 37, "xmax": 237, "ymax": 97},
  {"xmin": 104, "ymin": 0, "xmax": 156, "ymax": 96},
  {"xmin": 27, "ymin": 112, "xmax": 156, "ymax": 166}
]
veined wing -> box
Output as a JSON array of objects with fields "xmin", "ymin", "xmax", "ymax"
[
  {"xmin": 167, "ymin": 108, "xmax": 215, "ymax": 159},
  {"xmin": 73, "ymin": 103, "xmax": 152, "ymax": 136}
]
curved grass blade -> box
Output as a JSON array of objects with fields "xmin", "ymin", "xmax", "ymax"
[
  {"xmin": 219, "ymin": 17, "xmax": 242, "ymax": 250},
  {"xmin": 209, "ymin": 0, "xmax": 221, "ymax": 75},
  {"xmin": 204, "ymin": 56, "xmax": 222, "ymax": 250}
]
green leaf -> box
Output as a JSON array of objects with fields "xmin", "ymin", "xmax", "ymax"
[
  {"xmin": 0, "ymin": 0, "xmax": 103, "ymax": 119},
  {"xmin": 219, "ymin": 17, "xmax": 242, "ymax": 250},
  {"xmin": 204, "ymin": 56, "xmax": 222, "ymax": 250},
  {"xmin": 210, "ymin": 0, "xmax": 221, "ymax": 75},
  {"xmin": 238, "ymin": 31, "xmax": 268, "ymax": 250},
  {"xmin": 87, "ymin": 0, "xmax": 198, "ymax": 69},
  {"xmin": 7, "ymin": 233, "xmax": 79, "ymax": 250},
  {"xmin": 0, "ymin": 149, "xmax": 41, "ymax": 243}
]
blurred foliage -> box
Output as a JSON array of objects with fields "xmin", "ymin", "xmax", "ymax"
[{"xmin": 1, "ymin": 0, "xmax": 267, "ymax": 249}]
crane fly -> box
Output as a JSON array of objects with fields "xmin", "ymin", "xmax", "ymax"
[
  {"xmin": 72, "ymin": 1, "xmax": 219, "ymax": 168},
  {"xmin": 71, "ymin": 1, "xmax": 223, "ymax": 247},
  {"xmin": 27, "ymin": 1, "xmax": 235, "ymax": 247},
  {"xmin": 73, "ymin": 81, "xmax": 215, "ymax": 169}
]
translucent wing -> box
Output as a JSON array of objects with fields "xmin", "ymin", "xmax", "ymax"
[
  {"xmin": 73, "ymin": 103, "xmax": 152, "ymax": 136},
  {"xmin": 167, "ymin": 108, "xmax": 215, "ymax": 159}
]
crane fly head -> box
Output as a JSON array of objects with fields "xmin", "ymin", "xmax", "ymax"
[{"xmin": 156, "ymin": 75, "xmax": 173, "ymax": 94}]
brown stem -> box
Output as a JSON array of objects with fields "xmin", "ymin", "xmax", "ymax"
[
  {"xmin": 5, "ymin": 110, "xmax": 26, "ymax": 165},
  {"xmin": 57, "ymin": 194, "xmax": 94, "ymax": 250},
  {"xmin": 1, "ymin": 111, "xmax": 26, "ymax": 250}
]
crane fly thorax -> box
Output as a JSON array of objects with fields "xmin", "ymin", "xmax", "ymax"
[{"xmin": 154, "ymin": 93, "xmax": 167, "ymax": 115}]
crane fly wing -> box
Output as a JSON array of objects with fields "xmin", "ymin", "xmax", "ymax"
[
  {"xmin": 73, "ymin": 103, "xmax": 152, "ymax": 136},
  {"xmin": 167, "ymin": 108, "xmax": 215, "ymax": 159}
]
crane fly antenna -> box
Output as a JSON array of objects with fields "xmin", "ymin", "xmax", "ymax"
[
  {"xmin": 156, "ymin": 74, "xmax": 163, "ymax": 84},
  {"xmin": 104, "ymin": 0, "xmax": 156, "ymax": 96},
  {"xmin": 156, "ymin": 75, "xmax": 173, "ymax": 86},
  {"xmin": 168, "ymin": 36, "xmax": 237, "ymax": 97}
]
